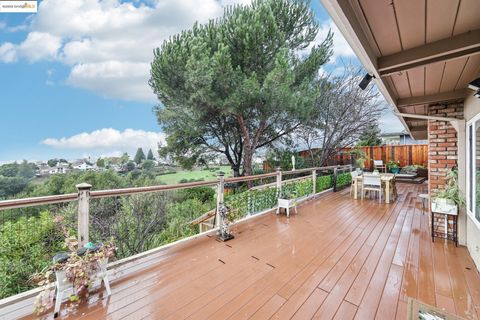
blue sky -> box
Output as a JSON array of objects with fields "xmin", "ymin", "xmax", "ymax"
[{"xmin": 0, "ymin": 0, "xmax": 403, "ymax": 163}]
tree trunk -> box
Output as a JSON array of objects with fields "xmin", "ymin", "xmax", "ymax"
[
  {"xmin": 243, "ymin": 147, "xmax": 254, "ymax": 176},
  {"xmin": 232, "ymin": 165, "xmax": 241, "ymax": 177}
]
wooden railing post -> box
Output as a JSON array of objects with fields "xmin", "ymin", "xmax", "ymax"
[
  {"xmin": 312, "ymin": 169, "xmax": 317, "ymax": 195},
  {"xmin": 76, "ymin": 183, "xmax": 92, "ymax": 246},
  {"xmin": 276, "ymin": 168, "xmax": 282, "ymax": 196},
  {"xmin": 333, "ymin": 167, "xmax": 338, "ymax": 192},
  {"xmin": 216, "ymin": 172, "xmax": 225, "ymax": 229}
]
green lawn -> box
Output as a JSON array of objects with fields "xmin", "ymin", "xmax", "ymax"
[{"xmin": 155, "ymin": 166, "xmax": 233, "ymax": 185}]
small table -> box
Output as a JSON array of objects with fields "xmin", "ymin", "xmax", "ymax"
[
  {"xmin": 418, "ymin": 194, "xmax": 429, "ymax": 214},
  {"xmin": 431, "ymin": 201, "xmax": 458, "ymax": 246},
  {"xmin": 353, "ymin": 173, "xmax": 395, "ymax": 203}
]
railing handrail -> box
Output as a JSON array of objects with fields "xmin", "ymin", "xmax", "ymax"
[
  {"xmin": 0, "ymin": 193, "xmax": 78, "ymax": 211},
  {"xmin": 0, "ymin": 165, "xmax": 351, "ymax": 211}
]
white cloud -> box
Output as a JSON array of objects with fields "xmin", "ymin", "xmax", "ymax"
[
  {"xmin": 0, "ymin": 0, "xmax": 241, "ymax": 101},
  {"xmin": 68, "ymin": 61, "xmax": 155, "ymax": 102},
  {"xmin": 0, "ymin": 43, "xmax": 17, "ymax": 63},
  {"xmin": 19, "ymin": 32, "xmax": 62, "ymax": 62},
  {"xmin": 42, "ymin": 128, "xmax": 166, "ymax": 155}
]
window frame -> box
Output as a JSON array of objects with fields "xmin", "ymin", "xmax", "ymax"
[{"xmin": 466, "ymin": 113, "xmax": 480, "ymax": 229}]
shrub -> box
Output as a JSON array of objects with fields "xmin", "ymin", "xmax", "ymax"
[
  {"xmin": 154, "ymin": 199, "xmax": 211, "ymax": 245},
  {"xmin": 179, "ymin": 186, "xmax": 215, "ymax": 204},
  {"xmin": 316, "ymin": 175, "xmax": 333, "ymax": 192},
  {"xmin": 335, "ymin": 172, "xmax": 352, "ymax": 188},
  {"xmin": 0, "ymin": 212, "xmax": 65, "ymax": 299}
]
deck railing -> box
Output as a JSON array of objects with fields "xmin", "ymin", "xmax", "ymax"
[{"xmin": 0, "ymin": 164, "xmax": 352, "ymax": 301}]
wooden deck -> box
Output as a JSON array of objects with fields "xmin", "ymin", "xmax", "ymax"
[{"xmin": 32, "ymin": 183, "xmax": 480, "ymax": 320}]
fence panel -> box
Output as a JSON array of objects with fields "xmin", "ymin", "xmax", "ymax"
[{"xmin": 322, "ymin": 144, "xmax": 428, "ymax": 170}]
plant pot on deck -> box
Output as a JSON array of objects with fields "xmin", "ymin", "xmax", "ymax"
[
  {"xmin": 277, "ymin": 197, "xmax": 298, "ymax": 217},
  {"xmin": 53, "ymin": 257, "xmax": 111, "ymax": 315}
]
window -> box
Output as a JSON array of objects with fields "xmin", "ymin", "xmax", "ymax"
[{"xmin": 467, "ymin": 115, "xmax": 480, "ymax": 225}]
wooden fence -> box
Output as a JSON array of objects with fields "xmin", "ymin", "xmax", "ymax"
[{"xmin": 325, "ymin": 144, "xmax": 428, "ymax": 170}]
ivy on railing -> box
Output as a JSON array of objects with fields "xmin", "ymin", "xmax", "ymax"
[
  {"xmin": 316, "ymin": 174, "xmax": 333, "ymax": 192},
  {"xmin": 224, "ymin": 173, "xmax": 337, "ymax": 220},
  {"xmin": 334, "ymin": 172, "xmax": 352, "ymax": 190},
  {"xmin": 282, "ymin": 179, "xmax": 313, "ymax": 198},
  {"xmin": 225, "ymin": 186, "xmax": 278, "ymax": 220}
]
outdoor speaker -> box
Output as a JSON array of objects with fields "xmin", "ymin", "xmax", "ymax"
[{"xmin": 359, "ymin": 73, "xmax": 375, "ymax": 90}]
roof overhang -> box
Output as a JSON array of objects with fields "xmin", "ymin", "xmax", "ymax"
[{"xmin": 320, "ymin": 0, "xmax": 480, "ymax": 140}]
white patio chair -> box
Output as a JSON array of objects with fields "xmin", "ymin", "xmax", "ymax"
[
  {"xmin": 362, "ymin": 175, "xmax": 382, "ymax": 203},
  {"xmin": 373, "ymin": 160, "xmax": 386, "ymax": 173}
]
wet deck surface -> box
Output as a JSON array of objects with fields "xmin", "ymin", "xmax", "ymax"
[{"xmin": 30, "ymin": 183, "xmax": 480, "ymax": 319}]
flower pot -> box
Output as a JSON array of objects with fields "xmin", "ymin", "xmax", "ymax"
[
  {"xmin": 391, "ymin": 167, "xmax": 400, "ymax": 174},
  {"xmin": 277, "ymin": 198, "xmax": 297, "ymax": 217}
]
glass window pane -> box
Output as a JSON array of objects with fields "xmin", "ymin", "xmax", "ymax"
[
  {"xmin": 469, "ymin": 124, "xmax": 473, "ymax": 212},
  {"xmin": 476, "ymin": 122, "xmax": 480, "ymax": 222}
]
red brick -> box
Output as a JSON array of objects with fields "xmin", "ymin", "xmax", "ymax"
[{"xmin": 438, "ymin": 142, "xmax": 456, "ymax": 147}]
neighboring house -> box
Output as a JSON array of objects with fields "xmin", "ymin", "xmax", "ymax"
[
  {"xmin": 73, "ymin": 162, "xmax": 95, "ymax": 171},
  {"xmin": 380, "ymin": 131, "xmax": 427, "ymax": 145},
  {"xmin": 36, "ymin": 162, "xmax": 70, "ymax": 176},
  {"xmin": 36, "ymin": 163, "xmax": 51, "ymax": 176}
]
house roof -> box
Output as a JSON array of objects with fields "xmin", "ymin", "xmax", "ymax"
[{"xmin": 320, "ymin": 0, "xmax": 480, "ymax": 140}]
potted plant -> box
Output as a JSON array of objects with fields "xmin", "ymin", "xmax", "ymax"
[
  {"xmin": 277, "ymin": 189, "xmax": 298, "ymax": 217},
  {"xmin": 33, "ymin": 237, "xmax": 116, "ymax": 316},
  {"xmin": 355, "ymin": 157, "xmax": 366, "ymax": 173},
  {"xmin": 387, "ymin": 160, "xmax": 400, "ymax": 174},
  {"xmin": 433, "ymin": 169, "xmax": 465, "ymax": 211}
]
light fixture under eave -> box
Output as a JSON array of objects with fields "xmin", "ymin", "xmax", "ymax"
[{"xmin": 359, "ymin": 73, "xmax": 375, "ymax": 90}]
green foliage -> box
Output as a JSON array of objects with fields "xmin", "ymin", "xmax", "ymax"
[
  {"xmin": 282, "ymin": 179, "xmax": 313, "ymax": 199},
  {"xmin": 335, "ymin": 172, "xmax": 352, "ymax": 188},
  {"xmin": 0, "ymin": 161, "xmax": 37, "ymax": 198},
  {"xmin": 436, "ymin": 169, "xmax": 465, "ymax": 207},
  {"xmin": 357, "ymin": 124, "xmax": 382, "ymax": 146},
  {"xmin": 150, "ymin": 0, "xmax": 333, "ymax": 176},
  {"xmin": 29, "ymin": 170, "xmax": 128, "ymax": 196},
  {"xmin": 120, "ymin": 153, "xmax": 129, "ymax": 164},
  {"xmin": 179, "ymin": 187, "xmax": 215, "ymax": 204},
  {"xmin": 96, "ymin": 158, "xmax": 105, "ymax": 168},
  {"xmin": 0, "ymin": 212, "xmax": 64, "ymax": 299},
  {"xmin": 387, "ymin": 161, "xmax": 399, "ymax": 171},
  {"xmin": 126, "ymin": 161, "xmax": 136, "ymax": 172},
  {"xmin": 316, "ymin": 175, "xmax": 333, "ymax": 192},
  {"xmin": 47, "ymin": 159, "xmax": 58, "ymax": 167},
  {"xmin": 153, "ymin": 199, "xmax": 211, "ymax": 245},
  {"xmin": 142, "ymin": 160, "xmax": 156, "ymax": 171},
  {"xmin": 147, "ymin": 149, "xmax": 155, "ymax": 160},
  {"xmin": 0, "ymin": 176, "xmax": 29, "ymax": 199},
  {"xmin": 225, "ymin": 187, "xmax": 279, "ymax": 220},
  {"xmin": 266, "ymin": 148, "xmax": 307, "ymax": 171},
  {"xmin": 134, "ymin": 148, "xmax": 146, "ymax": 164}
]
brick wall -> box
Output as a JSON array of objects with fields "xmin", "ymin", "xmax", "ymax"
[
  {"xmin": 428, "ymin": 103, "xmax": 463, "ymax": 237},
  {"xmin": 428, "ymin": 103, "xmax": 463, "ymax": 195}
]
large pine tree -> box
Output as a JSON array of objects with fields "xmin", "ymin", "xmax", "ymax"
[{"xmin": 150, "ymin": 0, "xmax": 332, "ymax": 177}]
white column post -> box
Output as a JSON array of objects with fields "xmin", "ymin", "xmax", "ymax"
[
  {"xmin": 76, "ymin": 183, "xmax": 92, "ymax": 246},
  {"xmin": 216, "ymin": 172, "xmax": 225, "ymax": 229},
  {"xmin": 312, "ymin": 169, "xmax": 317, "ymax": 195},
  {"xmin": 276, "ymin": 168, "xmax": 282, "ymax": 196}
]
